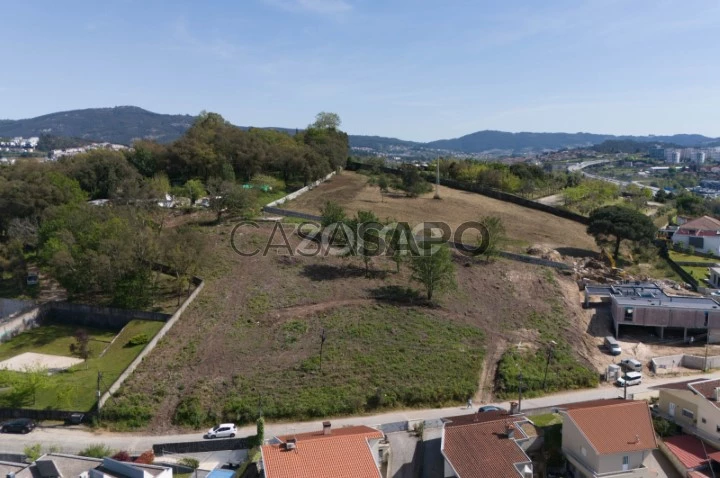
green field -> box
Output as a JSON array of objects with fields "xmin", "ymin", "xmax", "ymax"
[{"xmin": 0, "ymin": 320, "xmax": 164, "ymax": 411}]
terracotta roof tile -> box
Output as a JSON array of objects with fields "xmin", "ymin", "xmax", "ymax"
[
  {"xmin": 676, "ymin": 216, "xmax": 720, "ymax": 235},
  {"xmin": 656, "ymin": 378, "xmax": 720, "ymax": 409},
  {"xmin": 664, "ymin": 435, "xmax": 717, "ymax": 469},
  {"xmin": 564, "ymin": 400, "xmax": 657, "ymax": 455},
  {"xmin": 262, "ymin": 426, "xmax": 383, "ymax": 478},
  {"xmin": 442, "ymin": 413, "xmax": 533, "ymax": 478}
]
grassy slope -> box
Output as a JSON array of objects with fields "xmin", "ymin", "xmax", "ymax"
[{"xmin": 0, "ymin": 320, "xmax": 164, "ymax": 411}]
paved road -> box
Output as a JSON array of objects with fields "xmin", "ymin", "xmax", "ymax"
[
  {"xmin": 568, "ymin": 159, "xmax": 660, "ymax": 194},
  {"xmin": 2, "ymin": 371, "xmax": 717, "ymax": 455}
]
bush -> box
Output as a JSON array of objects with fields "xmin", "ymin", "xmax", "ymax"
[
  {"xmin": 79, "ymin": 444, "xmax": 113, "ymax": 458},
  {"xmin": 24, "ymin": 444, "xmax": 42, "ymax": 462},
  {"xmin": 135, "ymin": 450, "xmax": 155, "ymax": 464},
  {"xmin": 126, "ymin": 334, "xmax": 150, "ymax": 347},
  {"xmin": 653, "ymin": 417, "xmax": 678, "ymax": 437},
  {"xmin": 111, "ymin": 451, "xmax": 131, "ymax": 462},
  {"xmin": 173, "ymin": 396, "xmax": 206, "ymax": 428},
  {"xmin": 179, "ymin": 457, "xmax": 200, "ymax": 470},
  {"xmin": 101, "ymin": 393, "xmax": 153, "ymax": 429}
]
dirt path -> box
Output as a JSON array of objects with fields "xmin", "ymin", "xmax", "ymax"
[
  {"xmin": 475, "ymin": 335, "xmax": 506, "ymax": 404},
  {"xmin": 271, "ymin": 299, "xmax": 376, "ymax": 320}
]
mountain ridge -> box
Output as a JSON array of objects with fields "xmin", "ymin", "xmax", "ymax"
[{"xmin": 1, "ymin": 106, "xmax": 717, "ymax": 153}]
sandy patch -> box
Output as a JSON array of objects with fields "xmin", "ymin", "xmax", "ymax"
[{"xmin": 0, "ymin": 352, "xmax": 83, "ymax": 372}]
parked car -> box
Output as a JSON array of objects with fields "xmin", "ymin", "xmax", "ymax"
[
  {"xmin": 206, "ymin": 423, "xmax": 237, "ymax": 439},
  {"xmin": 604, "ymin": 336, "xmax": 622, "ymax": 356},
  {"xmin": 1, "ymin": 418, "xmax": 36, "ymax": 434},
  {"xmin": 620, "ymin": 358, "xmax": 643, "ymax": 372},
  {"xmin": 616, "ymin": 371, "xmax": 642, "ymax": 387},
  {"xmin": 478, "ymin": 405, "xmax": 505, "ymax": 413}
]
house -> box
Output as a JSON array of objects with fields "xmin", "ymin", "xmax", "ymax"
[
  {"xmin": 441, "ymin": 409, "xmax": 538, "ymax": 478},
  {"xmin": 260, "ymin": 422, "xmax": 388, "ymax": 478},
  {"xmin": 655, "ymin": 378, "xmax": 720, "ymax": 447},
  {"xmin": 672, "ymin": 216, "xmax": 720, "ymax": 256},
  {"xmin": 661, "ymin": 434, "xmax": 720, "ymax": 477},
  {"xmin": 15, "ymin": 454, "xmax": 173, "ymax": 478},
  {"xmin": 559, "ymin": 399, "xmax": 657, "ymax": 477},
  {"xmin": 584, "ymin": 282, "xmax": 720, "ymax": 343}
]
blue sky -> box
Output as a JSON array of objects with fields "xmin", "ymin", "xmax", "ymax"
[{"xmin": 1, "ymin": 0, "xmax": 719, "ymax": 141}]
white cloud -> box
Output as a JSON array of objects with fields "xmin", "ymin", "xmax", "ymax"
[{"xmin": 263, "ymin": 0, "xmax": 352, "ymax": 15}]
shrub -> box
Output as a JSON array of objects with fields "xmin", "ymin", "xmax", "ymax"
[
  {"xmin": 24, "ymin": 444, "xmax": 42, "ymax": 462},
  {"xmin": 653, "ymin": 417, "xmax": 678, "ymax": 437},
  {"xmin": 173, "ymin": 396, "xmax": 206, "ymax": 428},
  {"xmin": 135, "ymin": 450, "xmax": 155, "ymax": 464},
  {"xmin": 126, "ymin": 334, "xmax": 150, "ymax": 347},
  {"xmin": 179, "ymin": 457, "xmax": 200, "ymax": 470},
  {"xmin": 111, "ymin": 451, "xmax": 131, "ymax": 462},
  {"xmin": 79, "ymin": 444, "xmax": 113, "ymax": 458}
]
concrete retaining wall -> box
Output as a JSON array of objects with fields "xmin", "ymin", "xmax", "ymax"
[
  {"xmin": 265, "ymin": 170, "xmax": 336, "ymax": 208},
  {"xmin": 0, "ymin": 306, "xmax": 42, "ymax": 343},
  {"xmin": 99, "ymin": 278, "xmax": 205, "ymax": 409},
  {"xmin": 652, "ymin": 353, "xmax": 720, "ymax": 372}
]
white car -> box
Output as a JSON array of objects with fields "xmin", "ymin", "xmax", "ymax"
[
  {"xmin": 616, "ymin": 371, "xmax": 642, "ymax": 387},
  {"xmin": 206, "ymin": 423, "xmax": 237, "ymax": 439}
]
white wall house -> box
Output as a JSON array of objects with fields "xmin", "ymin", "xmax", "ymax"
[{"xmin": 672, "ymin": 216, "xmax": 720, "ymax": 256}]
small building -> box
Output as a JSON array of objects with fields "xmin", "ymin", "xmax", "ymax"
[
  {"xmin": 441, "ymin": 409, "xmax": 538, "ymax": 478},
  {"xmin": 260, "ymin": 423, "xmax": 388, "ymax": 478},
  {"xmin": 661, "ymin": 434, "xmax": 720, "ymax": 477},
  {"xmin": 655, "ymin": 378, "xmax": 720, "ymax": 448},
  {"xmin": 584, "ymin": 282, "xmax": 720, "ymax": 342},
  {"xmin": 15, "ymin": 454, "xmax": 173, "ymax": 478},
  {"xmin": 672, "ymin": 216, "xmax": 720, "ymax": 256},
  {"xmin": 558, "ymin": 399, "xmax": 657, "ymax": 477}
]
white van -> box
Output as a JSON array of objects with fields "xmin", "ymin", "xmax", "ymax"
[
  {"xmin": 604, "ymin": 336, "xmax": 622, "ymax": 356},
  {"xmin": 616, "ymin": 371, "xmax": 642, "ymax": 387}
]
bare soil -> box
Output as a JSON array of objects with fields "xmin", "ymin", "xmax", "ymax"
[{"xmin": 284, "ymin": 171, "xmax": 597, "ymax": 252}]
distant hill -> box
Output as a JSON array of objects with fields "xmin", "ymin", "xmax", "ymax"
[
  {"xmin": 1, "ymin": 106, "xmax": 717, "ymax": 153},
  {"xmin": 0, "ymin": 106, "xmax": 195, "ymax": 144}
]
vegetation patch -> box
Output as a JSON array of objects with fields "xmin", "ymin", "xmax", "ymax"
[{"xmin": 0, "ymin": 320, "xmax": 164, "ymax": 411}]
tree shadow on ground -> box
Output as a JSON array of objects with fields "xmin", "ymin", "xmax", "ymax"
[
  {"xmin": 368, "ymin": 285, "xmax": 436, "ymax": 307},
  {"xmin": 300, "ymin": 263, "xmax": 386, "ymax": 281}
]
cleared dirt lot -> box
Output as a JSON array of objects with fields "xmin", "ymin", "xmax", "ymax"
[{"xmin": 284, "ymin": 171, "xmax": 597, "ymax": 252}]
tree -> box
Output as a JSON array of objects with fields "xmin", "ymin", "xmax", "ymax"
[
  {"xmin": 135, "ymin": 450, "xmax": 155, "ymax": 464},
  {"xmin": 111, "ymin": 451, "xmax": 131, "ymax": 462},
  {"xmin": 256, "ymin": 416, "xmax": 265, "ymax": 445},
  {"xmin": 479, "ymin": 216, "xmax": 507, "ymax": 262},
  {"xmin": 312, "ymin": 112, "xmax": 341, "ymax": 130},
  {"xmin": 378, "ymin": 175, "xmax": 389, "ymax": 202},
  {"xmin": 399, "ymin": 164, "xmax": 432, "ymax": 197},
  {"xmin": 347, "ymin": 210, "xmax": 381, "ymax": 274},
  {"xmin": 654, "ymin": 189, "xmax": 668, "ymax": 203},
  {"xmin": 179, "ymin": 457, "xmax": 200, "ymax": 476},
  {"xmin": 587, "ymin": 206, "xmax": 657, "ymax": 261},
  {"xmin": 22, "ymin": 366, "xmax": 49, "ymax": 405},
  {"xmin": 207, "ymin": 178, "xmax": 255, "ymax": 222},
  {"xmin": 409, "ymin": 244, "xmax": 456, "ymax": 301},
  {"xmin": 320, "ymin": 201, "xmax": 347, "ymax": 228},
  {"xmin": 69, "ymin": 329, "xmax": 91, "ymax": 360}
]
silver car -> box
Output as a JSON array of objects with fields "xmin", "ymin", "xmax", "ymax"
[{"xmin": 206, "ymin": 423, "xmax": 237, "ymax": 439}]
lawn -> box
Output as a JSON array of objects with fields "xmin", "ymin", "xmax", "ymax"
[
  {"xmin": 669, "ymin": 250, "xmax": 718, "ymax": 263},
  {"xmin": 0, "ymin": 319, "xmax": 164, "ymax": 411},
  {"xmin": 529, "ymin": 413, "xmax": 562, "ymax": 427},
  {"xmin": 0, "ymin": 324, "xmax": 116, "ymax": 361}
]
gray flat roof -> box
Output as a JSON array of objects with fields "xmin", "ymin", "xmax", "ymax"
[{"xmin": 613, "ymin": 295, "xmax": 720, "ymax": 310}]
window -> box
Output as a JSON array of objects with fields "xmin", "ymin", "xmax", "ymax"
[
  {"xmin": 682, "ymin": 409, "xmax": 695, "ymax": 419},
  {"xmin": 624, "ymin": 308, "xmax": 634, "ymax": 322},
  {"xmin": 581, "ymin": 447, "xmax": 587, "ymax": 457},
  {"xmin": 703, "ymin": 418, "xmax": 707, "ymax": 424},
  {"xmin": 705, "ymin": 312, "xmax": 710, "ymax": 327},
  {"xmin": 622, "ymin": 456, "xmax": 629, "ymax": 465},
  {"xmin": 717, "ymin": 425, "xmax": 720, "ymax": 433},
  {"xmin": 689, "ymin": 236, "xmax": 704, "ymax": 249}
]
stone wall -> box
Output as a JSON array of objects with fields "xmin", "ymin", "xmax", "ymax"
[
  {"xmin": 46, "ymin": 302, "xmax": 169, "ymax": 331},
  {"xmin": 0, "ymin": 306, "xmax": 42, "ymax": 343}
]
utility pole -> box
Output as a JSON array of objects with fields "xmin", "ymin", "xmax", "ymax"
[
  {"xmin": 705, "ymin": 340, "xmax": 710, "ymax": 372},
  {"xmin": 542, "ymin": 341, "xmax": 557, "ymax": 391},
  {"xmin": 624, "ymin": 376, "xmax": 628, "ymax": 400},
  {"xmin": 517, "ymin": 373, "xmax": 523, "ymax": 412},
  {"xmin": 319, "ymin": 328, "xmax": 327, "ymax": 374},
  {"xmin": 434, "ymin": 158, "xmax": 441, "ymax": 199}
]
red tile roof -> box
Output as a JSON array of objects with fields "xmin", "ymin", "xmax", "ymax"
[
  {"xmin": 442, "ymin": 413, "xmax": 533, "ymax": 478},
  {"xmin": 564, "ymin": 400, "xmax": 657, "ymax": 455},
  {"xmin": 262, "ymin": 426, "xmax": 383, "ymax": 478},
  {"xmin": 656, "ymin": 378, "xmax": 720, "ymax": 409},
  {"xmin": 664, "ymin": 435, "xmax": 717, "ymax": 469},
  {"xmin": 676, "ymin": 216, "xmax": 720, "ymax": 236}
]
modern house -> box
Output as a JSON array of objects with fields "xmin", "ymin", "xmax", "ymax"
[
  {"xmin": 558, "ymin": 399, "xmax": 657, "ymax": 478},
  {"xmin": 440, "ymin": 409, "xmax": 538, "ymax": 478},
  {"xmin": 672, "ymin": 216, "xmax": 720, "ymax": 256},
  {"xmin": 15, "ymin": 454, "xmax": 173, "ymax": 478},
  {"xmin": 655, "ymin": 378, "xmax": 720, "ymax": 448},
  {"xmin": 260, "ymin": 423, "xmax": 388, "ymax": 478},
  {"xmin": 584, "ymin": 282, "xmax": 720, "ymax": 342}
]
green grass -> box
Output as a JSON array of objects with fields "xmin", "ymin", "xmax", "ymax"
[
  {"xmin": 0, "ymin": 324, "xmax": 116, "ymax": 362},
  {"xmin": 0, "ymin": 320, "xmax": 164, "ymax": 411},
  {"xmin": 529, "ymin": 413, "xmax": 563, "ymax": 427},
  {"xmin": 137, "ymin": 305, "xmax": 485, "ymax": 428},
  {"xmin": 669, "ymin": 250, "xmax": 717, "ymax": 263}
]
